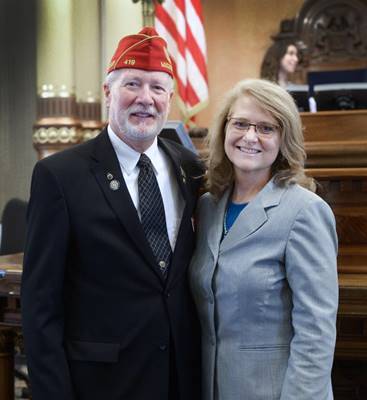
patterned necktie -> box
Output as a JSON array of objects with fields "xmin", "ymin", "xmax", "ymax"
[{"xmin": 138, "ymin": 153, "xmax": 172, "ymax": 277}]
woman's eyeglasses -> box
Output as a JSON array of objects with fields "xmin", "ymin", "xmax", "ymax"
[{"xmin": 226, "ymin": 117, "xmax": 279, "ymax": 138}]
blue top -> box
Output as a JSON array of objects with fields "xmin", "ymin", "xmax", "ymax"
[{"xmin": 223, "ymin": 201, "xmax": 248, "ymax": 235}]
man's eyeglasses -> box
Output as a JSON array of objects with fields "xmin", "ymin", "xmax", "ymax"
[{"xmin": 226, "ymin": 117, "xmax": 279, "ymax": 138}]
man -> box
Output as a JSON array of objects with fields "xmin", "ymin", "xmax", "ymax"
[{"xmin": 21, "ymin": 27, "xmax": 203, "ymax": 400}]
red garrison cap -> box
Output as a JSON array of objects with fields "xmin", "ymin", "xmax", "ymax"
[{"xmin": 107, "ymin": 27, "xmax": 173, "ymax": 77}]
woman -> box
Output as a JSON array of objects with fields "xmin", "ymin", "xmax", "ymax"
[
  {"xmin": 190, "ymin": 79, "xmax": 338, "ymax": 400},
  {"xmin": 261, "ymin": 41, "xmax": 299, "ymax": 87}
]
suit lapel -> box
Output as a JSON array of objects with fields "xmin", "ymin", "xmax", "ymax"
[
  {"xmin": 220, "ymin": 179, "xmax": 285, "ymax": 253},
  {"xmin": 89, "ymin": 129, "xmax": 162, "ymax": 280},
  {"xmin": 207, "ymin": 190, "xmax": 230, "ymax": 259}
]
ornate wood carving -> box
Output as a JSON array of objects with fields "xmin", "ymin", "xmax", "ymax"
[{"xmin": 297, "ymin": 0, "xmax": 367, "ymax": 66}]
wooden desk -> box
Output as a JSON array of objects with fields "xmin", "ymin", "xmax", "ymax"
[
  {"xmin": 0, "ymin": 253, "xmax": 22, "ymax": 320},
  {"xmin": 337, "ymin": 274, "xmax": 367, "ymax": 359},
  {"xmin": 333, "ymin": 272, "xmax": 367, "ymax": 399},
  {"xmin": 0, "ymin": 253, "xmax": 22, "ymax": 400},
  {"xmin": 303, "ymin": 110, "xmax": 367, "ymax": 399},
  {"xmin": 301, "ymin": 110, "xmax": 367, "ymax": 168}
]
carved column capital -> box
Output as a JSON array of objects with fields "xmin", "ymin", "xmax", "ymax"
[
  {"xmin": 77, "ymin": 100, "xmax": 104, "ymax": 141},
  {"xmin": 34, "ymin": 93, "xmax": 84, "ymax": 159}
]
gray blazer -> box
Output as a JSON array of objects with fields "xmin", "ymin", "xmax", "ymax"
[{"xmin": 189, "ymin": 179, "xmax": 338, "ymax": 400}]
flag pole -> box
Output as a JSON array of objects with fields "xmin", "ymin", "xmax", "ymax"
[{"xmin": 132, "ymin": 0, "xmax": 164, "ymax": 27}]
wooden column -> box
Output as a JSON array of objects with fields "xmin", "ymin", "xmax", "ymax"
[
  {"xmin": 74, "ymin": 0, "xmax": 104, "ymax": 140},
  {"xmin": 34, "ymin": 0, "xmax": 82, "ymax": 158},
  {"xmin": 0, "ymin": 329, "xmax": 14, "ymax": 400}
]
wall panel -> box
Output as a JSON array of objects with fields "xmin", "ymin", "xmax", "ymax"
[{"xmin": 0, "ymin": 0, "xmax": 37, "ymax": 215}]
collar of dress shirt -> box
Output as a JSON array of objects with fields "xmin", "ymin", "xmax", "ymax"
[{"xmin": 107, "ymin": 125, "xmax": 162, "ymax": 175}]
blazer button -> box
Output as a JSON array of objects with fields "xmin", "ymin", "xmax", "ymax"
[{"xmin": 159, "ymin": 344, "xmax": 167, "ymax": 351}]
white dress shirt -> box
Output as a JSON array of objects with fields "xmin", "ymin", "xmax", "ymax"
[{"xmin": 108, "ymin": 125, "xmax": 184, "ymax": 250}]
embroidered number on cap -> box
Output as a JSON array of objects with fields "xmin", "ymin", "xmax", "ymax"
[{"xmin": 123, "ymin": 59, "xmax": 136, "ymax": 65}]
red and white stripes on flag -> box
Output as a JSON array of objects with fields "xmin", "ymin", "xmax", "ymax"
[{"xmin": 155, "ymin": 0, "xmax": 209, "ymax": 125}]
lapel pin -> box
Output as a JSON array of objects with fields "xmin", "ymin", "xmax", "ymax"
[
  {"xmin": 106, "ymin": 172, "xmax": 114, "ymax": 180},
  {"xmin": 180, "ymin": 166, "xmax": 187, "ymax": 184},
  {"xmin": 109, "ymin": 179, "xmax": 120, "ymax": 191}
]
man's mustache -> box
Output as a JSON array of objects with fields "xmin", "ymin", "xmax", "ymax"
[{"xmin": 127, "ymin": 106, "xmax": 159, "ymax": 117}]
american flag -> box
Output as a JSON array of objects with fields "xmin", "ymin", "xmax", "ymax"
[{"xmin": 155, "ymin": 0, "xmax": 209, "ymax": 125}]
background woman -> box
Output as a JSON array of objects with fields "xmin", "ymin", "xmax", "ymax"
[
  {"xmin": 190, "ymin": 79, "xmax": 338, "ymax": 400},
  {"xmin": 261, "ymin": 41, "xmax": 300, "ymax": 87}
]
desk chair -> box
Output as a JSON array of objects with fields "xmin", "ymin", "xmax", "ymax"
[{"xmin": 0, "ymin": 198, "xmax": 27, "ymax": 255}]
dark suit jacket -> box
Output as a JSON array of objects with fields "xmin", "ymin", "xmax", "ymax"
[{"xmin": 21, "ymin": 128, "xmax": 204, "ymax": 400}]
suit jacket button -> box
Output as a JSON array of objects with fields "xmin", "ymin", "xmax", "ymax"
[
  {"xmin": 165, "ymin": 292, "xmax": 170, "ymax": 298},
  {"xmin": 159, "ymin": 345, "xmax": 167, "ymax": 351}
]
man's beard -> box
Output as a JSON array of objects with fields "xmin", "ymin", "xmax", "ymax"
[{"xmin": 112, "ymin": 104, "xmax": 166, "ymax": 143}]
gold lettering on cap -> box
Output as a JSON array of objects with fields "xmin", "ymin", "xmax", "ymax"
[
  {"xmin": 123, "ymin": 58, "xmax": 136, "ymax": 65},
  {"xmin": 163, "ymin": 46, "xmax": 172, "ymax": 63},
  {"xmin": 161, "ymin": 61, "xmax": 173, "ymax": 71}
]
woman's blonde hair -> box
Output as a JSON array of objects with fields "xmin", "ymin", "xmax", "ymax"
[{"xmin": 206, "ymin": 78, "xmax": 315, "ymax": 198}]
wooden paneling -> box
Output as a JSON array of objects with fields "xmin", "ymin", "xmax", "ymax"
[
  {"xmin": 304, "ymin": 110, "xmax": 367, "ymax": 400},
  {"xmin": 302, "ymin": 110, "xmax": 367, "ymax": 168}
]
